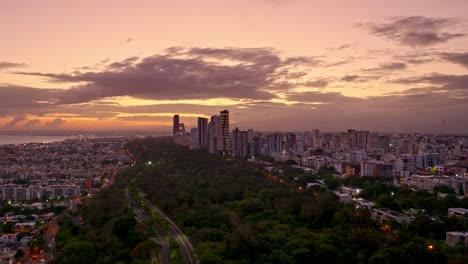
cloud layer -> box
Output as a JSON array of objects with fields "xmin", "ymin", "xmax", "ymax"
[
  {"xmin": 361, "ymin": 16, "xmax": 465, "ymax": 47},
  {"xmin": 16, "ymin": 47, "xmax": 319, "ymax": 104},
  {"xmin": 0, "ymin": 61, "xmax": 26, "ymax": 70},
  {"xmin": 2, "ymin": 37, "xmax": 468, "ymax": 133}
]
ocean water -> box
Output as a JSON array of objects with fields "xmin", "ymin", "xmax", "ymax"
[{"xmin": 0, "ymin": 135, "xmax": 71, "ymax": 145}]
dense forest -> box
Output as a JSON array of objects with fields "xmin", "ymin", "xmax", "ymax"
[
  {"xmin": 124, "ymin": 137, "xmax": 468, "ymax": 264},
  {"xmin": 52, "ymin": 165, "xmax": 154, "ymax": 264},
  {"xmin": 53, "ymin": 137, "xmax": 468, "ymax": 263}
]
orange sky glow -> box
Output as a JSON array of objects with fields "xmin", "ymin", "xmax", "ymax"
[{"xmin": 1, "ymin": 0, "xmax": 468, "ymax": 133}]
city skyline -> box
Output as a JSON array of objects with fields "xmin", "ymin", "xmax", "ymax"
[{"xmin": 1, "ymin": 1, "xmax": 468, "ymax": 133}]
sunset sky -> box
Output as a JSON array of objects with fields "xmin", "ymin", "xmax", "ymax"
[{"xmin": 1, "ymin": 0, "xmax": 468, "ymax": 133}]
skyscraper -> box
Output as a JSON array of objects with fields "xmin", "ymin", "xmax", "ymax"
[
  {"xmin": 251, "ymin": 136, "xmax": 261, "ymax": 157},
  {"xmin": 348, "ymin": 129, "xmax": 357, "ymax": 148},
  {"xmin": 268, "ymin": 133, "xmax": 283, "ymax": 153},
  {"xmin": 357, "ymin": 130, "xmax": 370, "ymax": 150},
  {"xmin": 198, "ymin": 117, "xmax": 208, "ymax": 149},
  {"xmin": 378, "ymin": 135, "xmax": 390, "ymax": 152},
  {"xmin": 173, "ymin": 114, "xmax": 180, "ymax": 135},
  {"xmin": 232, "ymin": 127, "xmax": 241, "ymax": 157},
  {"xmin": 179, "ymin": 123, "xmax": 185, "ymax": 133},
  {"xmin": 190, "ymin": 127, "xmax": 199, "ymax": 149},
  {"xmin": 240, "ymin": 131, "xmax": 249, "ymax": 157},
  {"xmin": 218, "ymin": 110, "xmax": 230, "ymax": 155},
  {"xmin": 312, "ymin": 129, "xmax": 320, "ymax": 147},
  {"xmin": 208, "ymin": 115, "xmax": 219, "ymax": 154},
  {"xmin": 231, "ymin": 128, "xmax": 248, "ymax": 157}
]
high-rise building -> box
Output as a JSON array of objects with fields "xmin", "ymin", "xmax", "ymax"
[
  {"xmin": 190, "ymin": 128, "xmax": 199, "ymax": 149},
  {"xmin": 208, "ymin": 115, "xmax": 219, "ymax": 154},
  {"xmin": 247, "ymin": 129, "xmax": 255, "ymax": 142},
  {"xmin": 378, "ymin": 136, "xmax": 390, "ymax": 152},
  {"xmin": 173, "ymin": 115, "xmax": 180, "ymax": 135},
  {"xmin": 312, "ymin": 129, "xmax": 320, "ymax": 147},
  {"xmin": 179, "ymin": 123, "xmax": 185, "ymax": 133},
  {"xmin": 174, "ymin": 133, "xmax": 191, "ymax": 147},
  {"xmin": 268, "ymin": 133, "xmax": 283, "ymax": 153},
  {"xmin": 357, "ymin": 130, "xmax": 371, "ymax": 150},
  {"xmin": 340, "ymin": 132, "xmax": 349, "ymax": 148},
  {"xmin": 218, "ymin": 110, "xmax": 230, "ymax": 155},
  {"xmin": 198, "ymin": 117, "xmax": 208, "ymax": 149},
  {"xmin": 232, "ymin": 127, "xmax": 241, "ymax": 157},
  {"xmin": 231, "ymin": 128, "xmax": 249, "ymax": 157},
  {"xmin": 400, "ymin": 140, "xmax": 413, "ymax": 154},
  {"xmin": 240, "ymin": 131, "xmax": 249, "ymax": 157},
  {"xmin": 251, "ymin": 137, "xmax": 261, "ymax": 157},
  {"xmin": 284, "ymin": 133, "xmax": 296, "ymax": 152},
  {"xmin": 348, "ymin": 129, "xmax": 357, "ymax": 148}
]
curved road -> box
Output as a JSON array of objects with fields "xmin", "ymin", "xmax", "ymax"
[
  {"xmin": 126, "ymin": 189, "xmax": 170, "ymax": 264},
  {"xmin": 140, "ymin": 192, "xmax": 198, "ymax": 264}
]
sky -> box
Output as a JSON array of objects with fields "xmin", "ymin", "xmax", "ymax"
[{"xmin": 1, "ymin": 0, "xmax": 468, "ymax": 133}]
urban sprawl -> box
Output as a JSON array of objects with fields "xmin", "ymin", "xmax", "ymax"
[
  {"xmin": 174, "ymin": 110, "xmax": 468, "ymax": 248},
  {"xmin": 0, "ymin": 109, "xmax": 467, "ymax": 263},
  {"xmin": 0, "ymin": 138, "xmax": 131, "ymax": 263}
]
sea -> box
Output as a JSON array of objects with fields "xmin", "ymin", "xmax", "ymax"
[{"xmin": 0, "ymin": 135, "xmax": 72, "ymax": 145}]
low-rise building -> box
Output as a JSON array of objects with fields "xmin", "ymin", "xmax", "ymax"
[
  {"xmin": 448, "ymin": 208, "xmax": 468, "ymax": 218},
  {"xmin": 372, "ymin": 208, "xmax": 411, "ymax": 224},
  {"xmin": 353, "ymin": 198, "xmax": 375, "ymax": 210},
  {"xmin": 446, "ymin": 231, "xmax": 468, "ymax": 247}
]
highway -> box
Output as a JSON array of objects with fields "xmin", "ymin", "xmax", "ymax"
[
  {"xmin": 126, "ymin": 145, "xmax": 197, "ymax": 264},
  {"xmin": 126, "ymin": 189, "xmax": 171, "ymax": 264},
  {"xmin": 37, "ymin": 218, "xmax": 58, "ymax": 264},
  {"xmin": 139, "ymin": 191, "xmax": 198, "ymax": 264}
]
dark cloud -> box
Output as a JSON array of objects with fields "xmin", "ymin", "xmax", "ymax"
[
  {"xmin": 394, "ymin": 73, "xmax": 468, "ymax": 92},
  {"xmin": 283, "ymin": 56, "xmax": 321, "ymax": 66},
  {"xmin": 286, "ymin": 91, "xmax": 362, "ymax": 103},
  {"xmin": 341, "ymin": 75, "xmax": 360, "ymax": 82},
  {"xmin": 15, "ymin": 47, "xmax": 318, "ymax": 104},
  {"xmin": 75, "ymin": 66, "xmax": 97, "ymax": 71},
  {"xmin": 107, "ymin": 56, "xmax": 139, "ymax": 69},
  {"xmin": 441, "ymin": 52, "xmax": 468, "ymax": 69},
  {"xmin": 44, "ymin": 118, "xmax": 66, "ymax": 128},
  {"xmin": 2, "ymin": 44, "xmax": 468, "ymax": 133},
  {"xmin": 116, "ymin": 115, "xmax": 194, "ymax": 123},
  {"xmin": 238, "ymin": 88, "xmax": 467, "ymax": 133},
  {"xmin": 341, "ymin": 75, "xmax": 382, "ymax": 82},
  {"xmin": 3, "ymin": 115, "xmax": 27, "ymax": 128},
  {"xmin": 380, "ymin": 62, "xmax": 407, "ymax": 70},
  {"xmin": 24, "ymin": 119, "xmax": 41, "ymax": 128},
  {"xmin": 0, "ymin": 85, "xmax": 59, "ymax": 116},
  {"xmin": 125, "ymin": 38, "xmax": 133, "ymax": 43},
  {"xmin": 361, "ymin": 16, "xmax": 466, "ymax": 47},
  {"xmin": 364, "ymin": 62, "xmax": 407, "ymax": 72},
  {"xmin": 324, "ymin": 59, "xmax": 354, "ymax": 67},
  {"xmin": 391, "ymin": 49, "xmax": 435, "ymax": 65},
  {"xmin": 304, "ymin": 79, "xmax": 329, "ymax": 88},
  {"xmin": 0, "ymin": 61, "xmax": 26, "ymax": 70},
  {"xmin": 335, "ymin": 43, "xmax": 356, "ymax": 51}
]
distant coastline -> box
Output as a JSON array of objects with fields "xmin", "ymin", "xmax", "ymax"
[
  {"xmin": 0, "ymin": 135, "xmax": 71, "ymax": 145},
  {"xmin": 0, "ymin": 130, "xmax": 170, "ymax": 145}
]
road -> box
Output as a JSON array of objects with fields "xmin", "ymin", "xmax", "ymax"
[
  {"xmin": 126, "ymin": 189, "xmax": 170, "ymax": 264},
  {"xmin": 134, "ymin": 205, "xmax": 171, "ymax": 264},
  {"xmin": 39, "ymin": 218, "xmax": 59, "ymax": 264},
  {"xmin": 140, "ymin": 192, "xmax": 198, "ymax": 264},
  {"xmin": 127, "ymin": 146, "xmax": 197, "ymax": 264}
]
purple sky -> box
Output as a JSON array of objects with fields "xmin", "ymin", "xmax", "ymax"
[{"xmin": 1, "ymin": 0, "xmax": 468, "ymax": 133}]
